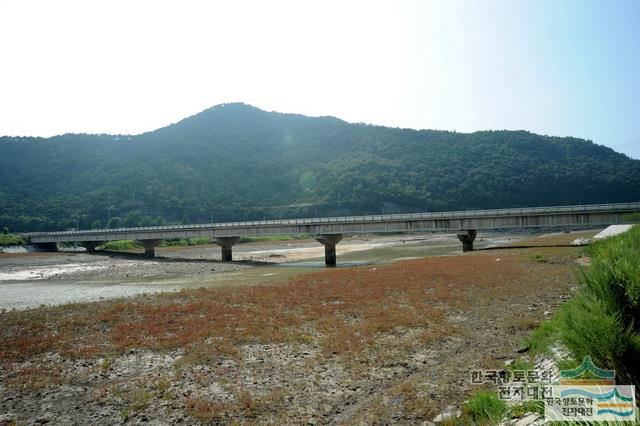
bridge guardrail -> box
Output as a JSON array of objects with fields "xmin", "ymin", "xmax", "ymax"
[{"xmin": 23, "ymin": 202, "xmax": 640, "ymax": 238}]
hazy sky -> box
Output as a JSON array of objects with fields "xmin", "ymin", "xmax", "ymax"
[{"xmin": 1, "ymin": 0, "xmax": 639, "ymax": 158}]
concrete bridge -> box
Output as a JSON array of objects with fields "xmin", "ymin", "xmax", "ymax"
[{"xmin": 24, "ymin": 202, "xmax": 639, "ymax": 266}]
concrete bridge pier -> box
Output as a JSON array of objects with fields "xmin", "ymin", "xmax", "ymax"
[
  {"xmin": 315, "ymin": 233, "xmax": 343, "ymax": 266},
  {"xmin": 137, "ymin": 239, "xmax": 162, "ymax": 257},
  {"xmin": 457, "ymin": 230, "xmax": 477, "ymax": 252},
  {"xmin": 214, "ymin": 236, "xmax": 241, "ymax": 261},
  {"xmin": 79, "ymin": 241, "xmax": 102, "ymax": 253}
]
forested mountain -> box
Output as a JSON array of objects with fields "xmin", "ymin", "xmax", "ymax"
[{"xmin": 1, "ymin": 103, "xmax": 639, "ymax": 232}]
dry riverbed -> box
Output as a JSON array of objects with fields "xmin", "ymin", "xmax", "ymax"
[
  {"xmin": 0, "ymin": 233, "xmax": 519, "ymax": 310},
  {"xmin": 0, "ymin": 233, "xmax": 521, "ymax": 283},
  {"xmin": 0, "ymin": 231, "xmax": 595, "ymax": 425}
]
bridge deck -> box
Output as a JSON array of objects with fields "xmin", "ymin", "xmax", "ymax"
[{"xmin": 26, "ymin": 202, "xmax": 639, "ymax": 243}]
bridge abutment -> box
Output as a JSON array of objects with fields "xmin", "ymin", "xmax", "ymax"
[
  {"xmin": 457, "ymin": 230, "xmax": 477, "ymax": 252},
  {"xmin": 315, "ymin": 233, "xmax": 343, "ymax": 266},
  {"xmin": 137, "ymin": 239, "xmax": 162, "ymax": 257},
  {"xmin": 214, "ymin": 236, "xmax": 241, "ymax": 261}
]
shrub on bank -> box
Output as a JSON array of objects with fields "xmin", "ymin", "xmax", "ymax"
[
  {"xmin": 560, "ymin": 225, "xmax": 640, "ymax": 386},
  {"xmin": 0, "ymin": 233, "xmax": 26, "ymax": 246},
  {"xmin": 463, "ymin": 391, "xmax": 507, "ymax": 425}
]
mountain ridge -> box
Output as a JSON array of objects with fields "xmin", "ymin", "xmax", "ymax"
[
  {"xmin": 1, "ymin": 103, "xmax": 639, "ymax": 232},
  {"xmin": 5, "ymin": 103, "xmax": 617, "ymax": 147}
]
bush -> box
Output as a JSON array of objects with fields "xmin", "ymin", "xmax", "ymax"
[
  {"xmin": 559, "ymin": 225, "xmax": 640, "ymax": 386},
  {"xmin": 161, "ymin": 238, "xmax": 188, "ymax": 247},
  {"xmin": 187, "ymin": 237, "xmax": 211, "ymax": 246},
  {"xmin": 622, "ymin": 212, "xmax": 640, "ymax": 223},
  {"xmin": 100, "ymin": 240, "xmax": 142, "ymax": 250},
  {"xmin": 0, "ymin": 233, "xmax": 26, "ymax": 246},
  {"xmin": 161, "ymin": 237, "xmax": 211, "ymax": 247},
  {"xmin": 464, "ymin": 391, "xmax": 507, "ymax": 425}
]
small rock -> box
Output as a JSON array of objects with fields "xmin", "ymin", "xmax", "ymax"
[
  {"xmin": 504, "ymin": 359, "xmax": 515, "ymax": 366},
  {"xmin": 516, "ymin": 345, "xmax": 530, "ymax": 354},
  {"xmin": 570, "ymin": 238, "xmax": 593, "ymax": 246},
  {"xmin": 35, "ymin": 413, "xmax": 53, "ymax": 424},
  {"xmin": 514, "ymin": 413, "xmax": 542, "ymax": 426},
  {"xmin": 433, "ymin": 405, "xmax": 461, "ymax": 422},
  {"xmin": 543, "ymin": 310, "xmax": 552, "ymax": 316}
]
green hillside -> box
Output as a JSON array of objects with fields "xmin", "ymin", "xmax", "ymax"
[{"xmin": 1, "ymin": 103, "xmax": 639, "ymax": 232}]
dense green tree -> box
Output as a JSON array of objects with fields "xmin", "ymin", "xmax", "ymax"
[{"xmin": 1, "ymin": 103, "xmax": 639, "ymax": 232}]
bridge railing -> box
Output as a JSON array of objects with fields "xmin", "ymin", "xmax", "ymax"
[{"xmin": 23, "ymin": 201, "xmax": 640, "ymax": 238}]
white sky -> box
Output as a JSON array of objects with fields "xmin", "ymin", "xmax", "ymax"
[{"xmin": 1, "ymin": 0, "xmax": 639, "ymax": 158}]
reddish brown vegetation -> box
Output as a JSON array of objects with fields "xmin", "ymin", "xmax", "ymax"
[
  {"xmin": 0, "ymin": 248, "xmax": 579, "ymax": 423},
  {"xmin": 0, "ymin": 252, "xmax": 573, "ymax": 364}
]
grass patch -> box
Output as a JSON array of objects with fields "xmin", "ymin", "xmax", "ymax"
[
  {"xmin": 622, "ymin": 212, "xmax": 640, "ymax": 223},
  {"xmin": 160, "ymin": 237, "xmax": 211, "ymax": 247},
  {"xmin": 509, "ymin": 400, "xmax": 544, "ymax": 418},
  {"xmin": 528, "ymin": 253, "xmax": 548, "ymax": 263},
  {"xmin": 101, "ymin": 237, "xmax": 212, "ymax": 249},
  {"xmin": 559, "ymin": 225, "xmax": 640, "ymax": 386},
  {"xmin": 0, "ymin": 233, "xmax": 26, "ymax": 246},
  {"xmin": 524, "ymin": 314, "xmax": 562, "ymax": 356},
  {"xmin": 100, "ymin": 240, "xmax": 142, "ymax": 250},
  {"xmin": 506, "ymin": 358, "xmax": 534, "ymax": 372},
  {"xmin": 526, "ymin": 225, "xmax": 640, "ymax": 387},
  {"xmin": 463, "ymin": 391, "xmax": 507, "ymax": 425}
]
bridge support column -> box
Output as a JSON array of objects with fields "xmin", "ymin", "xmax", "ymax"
[
  {"xmin": 315, "ymin": 234, "xmax": 342, "ymax": 267},
  {"xmin": 79, "ymin": 241, "xmax": 102, "ymax": 253},
  {"xmin": 137, "ymin": 239, "xmax": 162, "ymax": 257},
  {"xmin": 457, "ymin": 230, "xmax": 477, "ymax": 252},
  {"xmin": 214, "ymin": 236, "xmax": 241, "ymax": 261}
]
